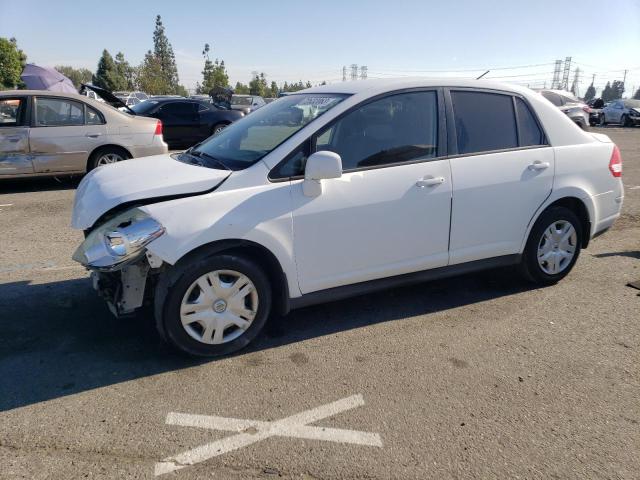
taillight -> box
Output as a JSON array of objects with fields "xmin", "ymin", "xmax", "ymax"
[
  {"xmin": 609, "ymin": 145, "xmax": 622, "ymax": 177},
  {"xmin": 582, "ymin": 106, "xmax": 591, "ymax": 113},
  {"xmin": 154, "ymin": 120, "xmax": 163, "ymax": 136}
]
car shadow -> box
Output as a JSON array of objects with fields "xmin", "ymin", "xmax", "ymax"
[
  {"xmin": 0, "ymin": 176, "xmax": 81, "ymax": 194},
  {"xmin": 592, "ymin": 250, "xmax": 640, "ymax": 260},
  {"xmin": 0, "ymin": 267, "xmax": 534, "ymax": 411}
]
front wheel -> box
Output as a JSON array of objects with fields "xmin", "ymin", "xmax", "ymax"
[
  {"xmin": 519, "ymin": 206, "xmax": 582, "ymax": 285},
  {"xmin": 622, "ymin": 115, "xmax": 633, "ymax": 127},
  {"xmin": 156, "ymin": 254, "xmax": 272, "ymax": 357},
  {"xmin": 212, "ymin": 123, "xmax": 228, "ymax": 135}
]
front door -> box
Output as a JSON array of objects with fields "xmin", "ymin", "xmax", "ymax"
[
  {"xmin": 29, "ymin": 96, "xmax": 90, "ymax": 173},
  {"xmin": 0, "ymin": 96, "xmax": 33, "ymax": 175},
  {"xmin": 447, "ymin": 90, "xmax": 554, "ymax": 264},
  {"xmin": 289, "ymin": 90, "xmax": 452, "ymax": 294}
]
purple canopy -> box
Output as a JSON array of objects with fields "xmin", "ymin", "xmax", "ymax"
[{"xmin": 20, "ymin": 64, "xmax": 77, "ymax": 93}]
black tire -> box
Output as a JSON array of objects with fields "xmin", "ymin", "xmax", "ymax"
[
  {"xmin": 212, "ymin": 123, "xmax": 228, "ymax": 135},
  {"xmin": 87, "ymin": 146, "xmax": 130, "ymax": 171},
  {"xmin": 622, "ymin": 115, "xmax": 633, "ymax": 128},
  {"xmin": 600, "ymin": 114, "xmax": 607, "ymax": 126},
  {"xmin": 519, "ymin": 206, "xmax": 582, "ymax": 286},
  {"xmin": 155, "ymin": 253, "xmax": 272, "ymax": 357}
]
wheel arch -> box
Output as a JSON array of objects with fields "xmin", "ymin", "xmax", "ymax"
[
  {"xmin": 522, "ymin": 193, "xmax": 593, "ymax": 252},
  {"xmin": 171, "ymin": 239, "xmax": 291, "ymax": 316},
  {"xmin": 87, "ymin": 144, "xmax": 132, "ymax": 170}
]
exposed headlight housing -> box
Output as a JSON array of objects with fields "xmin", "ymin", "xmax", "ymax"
[
  {"xmin": 629, "ymin": 108, "xmax": 640, "ymax": 117},
  {"xmin": 72, "ymin": 208, "xmax": 165, "ymax": 270}
]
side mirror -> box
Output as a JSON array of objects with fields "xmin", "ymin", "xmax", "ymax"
[{"xmin": 303, "ymin": 151, "xmax": 342, "ymax": 197}]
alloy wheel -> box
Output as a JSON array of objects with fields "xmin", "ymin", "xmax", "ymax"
[
  {"xmin": 180, "ymin": 270, "xmax": 258, "ymax": 345},
  {"xmin": 96, "ymin": 152, "xmax": 124, "ymax": 166},
  {"xmin": 537, "ymin": 220, "xmax": 577, "ymax": 275}
]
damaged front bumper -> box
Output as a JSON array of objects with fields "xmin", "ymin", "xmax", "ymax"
[{"xmin": 73, "ymin": 207, "xmax": 166, "ymax": 317}]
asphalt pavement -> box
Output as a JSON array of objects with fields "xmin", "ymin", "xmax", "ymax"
[{"xmin": 0, "ymin": 127, "xmax": 638, "ymax": 479}]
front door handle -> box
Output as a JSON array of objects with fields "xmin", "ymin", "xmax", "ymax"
[
  {"xmin": 5, "ymin": 136, "xmax": 21, "ymax": 142},
  {"xmin": 85, "ymin": 133, "xmax": 102, "ymax": 138},
  {"xmin": 528, "ymin": 161, "xmax": 550, "ymax": 171},
  {"xmin": 416, "ymin": 176, "xmax": 445, "ymax": 188}
]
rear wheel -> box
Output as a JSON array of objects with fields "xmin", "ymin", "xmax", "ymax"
[
  {"xmin": 88, "ymin": 147, "xmax": 129, "ymax": 171},
  {"xmin": 156, "ymin": 253, "xmax": 271, "ymax": 357},
  {"xmin": 600, "ymin": 114, "xmax": 607, "ymax": 126},
  {"xmin": 519, "ymin": 206, "xmax": 582, "ymax": 285}
]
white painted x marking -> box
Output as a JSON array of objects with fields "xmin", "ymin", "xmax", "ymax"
[{"xmin": 155, "ymin": 394, "xmax": 382, "ymax": 476}]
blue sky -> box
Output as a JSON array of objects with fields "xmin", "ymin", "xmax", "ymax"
[{"xmin": 1, "ymin": 0, "xmax": 639, "ymax": 95}]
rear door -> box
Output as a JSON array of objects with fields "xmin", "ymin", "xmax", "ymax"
[
  {"xmin": 447, "ymin": 90, "xmax": 554, "ymax": 264},
  {"xmin": 29, "ymin": 96, "xmax": 96, "ymax": 173},
  {"xmin": 156, "ymin": 101, "xmax": 199, "ymax": 145},
  {"xmin": 0, "ymin": 96, "xmax": 33, "ymax": 175}
]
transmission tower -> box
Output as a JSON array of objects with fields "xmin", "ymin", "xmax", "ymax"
[
  {"xmin": 342, "ymin": 66, "xmax": 347, "ymax": 82},
  {"xmin": 360, "ymin": 65, "xmax": 368, "ymax": 80},
  {"xmin": 551, "ymin": 60, "xmax": 562, "ymax": 89},
  {"xmin": 570, "ymin": 67, "xmax": 581, "ymax": 96},
  {"xmin": 350, "ymin": 64, "xmax": 358, "ymax": 81},
  {"xmin": 561, "ymin": 56, "xmax": 572, "ymax": 90}
]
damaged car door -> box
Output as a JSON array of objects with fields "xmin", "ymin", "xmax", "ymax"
[{"xmin": 0, "ymin": 96, "xmax": 33, "ymax": 176}]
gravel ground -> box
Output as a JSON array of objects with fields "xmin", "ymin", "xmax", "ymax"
[{"xmin": 0, "ymin": 127, "xmax": 638, "ymax": 479}]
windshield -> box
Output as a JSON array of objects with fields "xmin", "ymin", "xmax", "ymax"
[
  {"xmin": 130, "ymin": 100, "xmax": 159, "ymax": 114},
  {"xmin": 193, "ymin": 93, "xmax": 347, "ymax": 169},
  {"xmin": 623, "ymin": 100, "xmax": 640, "ymax": 108},
  {"xmin": 231, "ymin": 96, "xmax": 253, "ymax": 105}
]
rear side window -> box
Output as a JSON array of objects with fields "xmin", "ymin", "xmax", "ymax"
[
  {"xmin": 541, "ymin": 91, "xmax": 563, "ymax": 106},
  {"xmin": 35, "ymin": 97, "xmax": 84, "ymax": 126},
  {"xmin": 86, "ymin": 106, "xmax": 104, "ymax": 125},
  {"xmin": 515, "ymin": 98, "xmax": 545, "ymax": 147},
  {"xmin": 161, "ymin": 102, "xmax": 197, "ymax": 115},
  {"xmin": 451, "ymin": 91, "xmax": 517, "ymax": 154}
]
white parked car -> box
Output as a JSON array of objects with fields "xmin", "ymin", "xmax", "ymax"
[{"xmin": 71, "ymin": 79, "xmax": 624, "ymax": 356}]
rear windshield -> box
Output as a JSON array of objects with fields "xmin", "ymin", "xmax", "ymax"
[{"xmin": 130, "ymin": 100, "xmax": 158, "ymax": 114}]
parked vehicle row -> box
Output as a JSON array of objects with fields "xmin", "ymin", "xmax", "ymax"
[
  {"xmin": 537, "ymin": 89, "xmax": 590, "ymax": 129},
  {"xmin": 601, "ymin": 99, "xmax": 640, "ymax": 127},
  {"xmin": 70, "ymin": 78, "xmax": 623, "ymax": 357}
]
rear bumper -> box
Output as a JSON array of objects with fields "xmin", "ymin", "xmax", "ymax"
[{"xmin": 129, "ymin": 141, "xmax": 168, "ymax": 159}]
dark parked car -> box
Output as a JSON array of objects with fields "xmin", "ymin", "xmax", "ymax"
[
  {"xmin": 131, "ymin": 98, "xmax": 244, "ymax": 148},
  {"xmin": 587, "ymin": 98, "xmax": 605, "ymax": 126},
  {"xmin": 82, "ymin": 84, "xmax": 244, "ymax": 149}
]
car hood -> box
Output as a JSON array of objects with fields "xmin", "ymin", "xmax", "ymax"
[{"xmin": 71, "ymin": 154, "xmax": 232, "ymax": 229}]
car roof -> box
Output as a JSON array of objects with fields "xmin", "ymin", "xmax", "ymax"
[
  {"xmin": 299, "ymin": 77, "xmax": 536, "ymax": 97},
  {"xmin": 0, "ymin": 89, "xmax": 118, "ymax": 110}
]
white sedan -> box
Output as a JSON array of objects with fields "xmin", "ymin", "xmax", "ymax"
[{"xmin": 71, "ymin": 78, "xmax": 624, "ymax": 356}]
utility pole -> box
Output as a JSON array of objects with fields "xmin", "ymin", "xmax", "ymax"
[
  {"xmin": 360, "ymin": 65, "xmax": 368, "ymax": 80},
  {"xmin": 570, "ymin": 67, "xmax": 581, "ymax": 96},
  {"xmin": 342, "ymin": 66, "xmax": 347, "ymax": 82},
  {"xmin": 350, "ymin": 64, "xmax": 358, "ymax": 81},
  {"xmin": 622, "ymin": 69, "xmax": 628, "ymax": 95},
  {"xmin": 551, "ymin": 60, "xmax": 562, "ymax": 89}
]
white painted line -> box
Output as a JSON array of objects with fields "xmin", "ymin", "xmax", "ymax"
[
  {"xmin": 155, "ymin": 394, "xmax": 382, "ymax": 476},
  {"xmin": 628, "ymin": 185, "xmax": 640, "ymax": 190},
  {"xmin": 0, "ymin": 203, "xmax": 13, "ymax": 207}
]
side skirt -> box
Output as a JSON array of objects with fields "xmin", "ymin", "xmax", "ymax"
[{"xmin": 288, "ymin": 254, "xmax": 521, "ymax": 312}]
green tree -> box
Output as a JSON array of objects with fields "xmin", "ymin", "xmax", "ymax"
[
  {"xmin": 583, "ymin": 83, "xmax": 596, "ymax": 102},
  {"xmin": 611, "ymin": 80, "xmax": 625, "ymax": 99},
  {"xmin": 269, "ymin": 81, "xmax": 279, "ymax": 98},
  {"xmin": 0, "ymin": 37, "xmax": 26, "ymax": 89},
  {"xmin": 199, "ymin": 44, "xmax": 229, "ymax": 94},
  {"xmin": 234, "ymin": 81, "xmax": 250, "ymax": 94},
  {"xmin": 114, "ymin": 52, "xmax": 135, "ymax": 90},
  {"xmin": 55, "ymin": 65, "xmax": 93, "ymax": 88},
  {"xmin": 633, "ymin": 87, "xmax": 640, "ymax": 100},
  {"xmin": 137, "ymin": 50, "xmax": 167, "ymax": 95},
  {"xmin": 153, "ymin": 15, "xmax": 180, "ymax": 93},
  {"xmin": 93, "ymin": 49, "xmax": 119, "ymax": 91},
  {"xmin": 249, "ymin": 72, "xmax": 268, "ymax": 96},
  {"xmin": 601, "ymin": 82, "xmax": 614, "ymax": 102}
]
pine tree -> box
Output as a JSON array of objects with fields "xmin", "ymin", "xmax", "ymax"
[
  {"xmin": 269, "ymin": 81, "xmax": 279, "ymax": 98},
  {"xmin": 601, "ymin": 82, "xmax": 613, "ymax": 102},
  {"xmin": 611, "ymin": 80, "xmax": 625, "ymax": 99},
  {"xmin": 137, "ymin": 50, "xmax": 166, "ymax": 95},
  {"xmin": 114, "ymin": 52, "xmax": 135, "ymax": 90},
  {"xmin": 93, "ymin": 49, "xmax": 119, "ymax": 91},
  {"xmin": 634, "ymin": 87, "xmax": 640, "ymax": 100},
  {"xmin": 583, "ymin": 83, "xmax": 596, "ymax": 102},
  {"xmin": 152, "ymin": 15, "xmax": 180, "ymax": 93}
]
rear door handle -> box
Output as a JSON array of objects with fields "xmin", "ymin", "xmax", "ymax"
[
  {"xmin": 416, "ymin": 176, "xmax": 445, "ymax": 188},
  {"xmin": 85, "ymin": 133, "xmax": 102, "ymax": 138},
  {"xmin": 528, "ymin": 161, "xmax": 550, "ymax": 171},
  {"xmin": 5, "ymin": 136, "xmax": 21, "ymax": 142}
]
